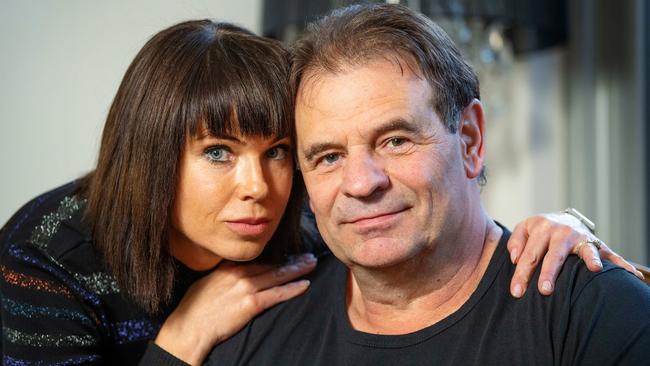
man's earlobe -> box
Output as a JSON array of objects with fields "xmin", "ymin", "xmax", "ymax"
[{"xmin": 459, "ymin": 99, "xmax": 486, "ymax": 179}]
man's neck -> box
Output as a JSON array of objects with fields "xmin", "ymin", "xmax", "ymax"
[{"xmin": 346, "ymin": 214, "xmax": 502, "ymax": 335}]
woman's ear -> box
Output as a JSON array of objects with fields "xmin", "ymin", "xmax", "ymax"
[{"xmin": 458, "ymin": 99, "xmax": 486, "ymax": 179}]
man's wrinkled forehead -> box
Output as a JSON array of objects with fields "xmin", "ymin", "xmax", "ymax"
[{"xmin": 295, "ymin": 54, "xmax": 434, "ymax": 128}]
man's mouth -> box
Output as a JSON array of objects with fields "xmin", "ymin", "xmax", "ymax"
[{"xmin": 343, "ymin": 207, "xmax": 410, "ymax": 232}]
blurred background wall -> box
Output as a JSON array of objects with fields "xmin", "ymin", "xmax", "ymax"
[{"xmin": 1, "ymin": 0, "xmax": 647, "ymax": 264}]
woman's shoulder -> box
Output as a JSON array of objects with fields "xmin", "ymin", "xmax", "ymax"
[
  {"xmin": 0, "ymin": 179, "xmax": 115, "ymax": 290},
  {"xmin": 1, "ymin": 180, "xmax": 87, "ymax": 244},
  {"xmin": 0, "ymin": 180, "xmax": 159, "ymax": 364}
]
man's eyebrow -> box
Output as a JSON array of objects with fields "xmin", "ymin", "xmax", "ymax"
[
  {"xmin": 302, "ymin": 142, "xmax": 344, "ymax": 163},
  {"xmin": 373, "ymin": 118, "xmax": 422, "ymax": 136},
  {"xmin": 301, "ymin": 119, "xmax": 422, "ymax": 162}
]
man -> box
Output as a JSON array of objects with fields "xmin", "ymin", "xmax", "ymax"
[{"xmin": 206, "ymin": 4, "xmax": 650, "ymax": 365}]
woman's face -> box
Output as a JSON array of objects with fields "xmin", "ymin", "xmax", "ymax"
[{"xmin": 169, "ymin": 127, "xmax": 294, "ymax": 270}]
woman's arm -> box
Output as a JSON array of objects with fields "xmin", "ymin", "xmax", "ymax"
[{"xmin": 0, "ymin": 247, "xmax": 106, "ymax": 365}]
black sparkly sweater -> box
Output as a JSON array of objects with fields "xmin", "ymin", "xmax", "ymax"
[{"xmin": 0, "ymin": 181, "xmax": 198, "ymax": 365}]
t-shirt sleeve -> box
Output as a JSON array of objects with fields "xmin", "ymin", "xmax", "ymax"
[{"xmin": 563, "ymin": 267, "xmax": 650, "ymax": 365}]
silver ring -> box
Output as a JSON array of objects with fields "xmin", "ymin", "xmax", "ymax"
[
  {"xmin": 589, "ymin": 238, "xmax": 603, "ymax": 250},
  {"xmin": 574, "ymin": 238, "xmax": 603, "ymax": 259}
]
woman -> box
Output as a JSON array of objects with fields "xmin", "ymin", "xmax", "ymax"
[{"xmin": 0, "ymin": 20, "xmax": 638, "ymax": 366}]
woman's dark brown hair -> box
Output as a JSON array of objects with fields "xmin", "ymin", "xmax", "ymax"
[{"xmin": 82, "ymin": 20, "xmax": 301, "ymax": 314}]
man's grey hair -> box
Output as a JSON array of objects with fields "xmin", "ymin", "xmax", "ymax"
[
  {"xmin": 290, "ymin": 3, "xmax": 480, "ymax": 133},
  {"xmin": 290, "ymin": 3, "xmax": 486, "ymax": 184}
]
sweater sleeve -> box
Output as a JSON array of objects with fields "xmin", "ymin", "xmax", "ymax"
[
  {"xmin": 138, "ymin": 342, "xmax": 191, "ymax": 366},
  {"xmin": 0, "ymin": 242, "xmax": 108, "ymax": 365}
]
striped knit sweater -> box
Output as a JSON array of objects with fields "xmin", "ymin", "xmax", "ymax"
[{"xmin": 0, "ymin": 181, "xmax": 200, "ymax": 365}]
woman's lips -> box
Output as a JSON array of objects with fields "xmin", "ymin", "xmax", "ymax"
[{"xmin": 225, "ymin": 219, "xmax": 271, "ymax": 237}]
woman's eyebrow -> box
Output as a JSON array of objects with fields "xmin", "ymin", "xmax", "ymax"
[{"xmin": 196, "ymin": 132, "xmax": 243, "ymax": 144}]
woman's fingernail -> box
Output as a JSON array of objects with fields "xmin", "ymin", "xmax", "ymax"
[
  {"xmin": 513, "ymin": 284, "xmax": 523, "ymax": 298},
  {"xmin": 542, "ymin": 281, "xmax": 553, "ymax": 293},
  {"xmin": 302, "ymin": 253, "xmax": 318, "ymax": 264},
  {"xmin": 277, "ymin": 264, "xmax": 300, "ymax": 275},
  {"xmin": 592, "ymin": 259, "xmax": 602, "ymax": 268},
  {"xmin": 510, "ymin": 248, "xmax": 518, "ymax": 263},
  {"xmin": 298, "ymin": 259, "xmax": 317, "ymax": 268},
  {"xmin": 289, "ymin": 279, "xmax": 310, "ymax": 288}
]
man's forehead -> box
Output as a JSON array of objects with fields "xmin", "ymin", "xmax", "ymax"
[
  {"xmin": 296, "ymin": 53, "xmax": 426, "ymax": 96},
  {"xmin": 295, "ymin": 59, "xmax": 432, "ymax": 129},
  {"xmin": 294, "ymin": 60, "xmax": 441, "ymax": 156}
]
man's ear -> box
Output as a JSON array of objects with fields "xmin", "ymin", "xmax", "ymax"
[{"xmin": 458, "ymin": 99, "xmax": 485, "ymax": 179}]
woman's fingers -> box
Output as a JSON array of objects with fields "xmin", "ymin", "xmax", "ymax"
[
  {"xmin": 507, "ymin": 222, "xmax": 527, "ymax": 264},
  {"xmin": 244, "ymin": 279, "xmax": 311, "ymax": 315},
  {"xmin": 596, "ymin": 243, "xmax": 645, "ymax": 279},
  {"xmin": 574, "ymin": 237, "xmax": 604, "ymax": 272},
  {"xmin": 509, "ymin": 225, "xmax": 549, "ymax": 298},
  {"xmin": 535, "ymin": 229, "xmax": 579, "ymax": 296},
  {"xmin": 251, "ymin": 253, "xmax": 318, "ymax": 291}
]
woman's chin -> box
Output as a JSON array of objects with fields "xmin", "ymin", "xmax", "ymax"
[{"xmin": 221, "ymin": 241, "xmax": 267, "ymax": 262}]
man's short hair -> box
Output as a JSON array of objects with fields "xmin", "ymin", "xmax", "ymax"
[{"xmin": 290, "ymin": 3, "xmax": 480, "ymax": 133}]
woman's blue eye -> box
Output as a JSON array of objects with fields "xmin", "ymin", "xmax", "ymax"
[
  {"xmin": 205, "ymin": 147, "xmax": 231, "ymax": 162},
  {"xmin": 267, "ymin": 145, "xmax": 289, "ymax": 160}
]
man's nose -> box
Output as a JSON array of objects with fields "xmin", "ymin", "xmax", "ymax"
[
  {"xmin": 236, "ymin": 158, "xmax": 269, "ymax": 201},
  {"xmin": 340, "ymin": 151, "xmax": 389, "ymax": 198}
]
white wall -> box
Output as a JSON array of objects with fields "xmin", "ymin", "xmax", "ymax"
[
  {"xmin": 0, "ymin": 0, "xmax": 261, "ymax": 225},
  {"xmin": 482, "ymin": 48, "xmax": 567, "ymax": 229}
]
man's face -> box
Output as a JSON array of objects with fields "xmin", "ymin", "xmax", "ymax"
[{"xmin": 296, "ymin": 58, "xmax": 474, "ymax": 269}]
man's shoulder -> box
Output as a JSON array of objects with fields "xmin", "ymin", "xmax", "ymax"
[
  {"xmin": 544, "ymin": 253, "xmax": 650, "ymax": 305},
  {"xmin": 276, "ymin": 251, "xmax": 344, "ymax": 312},
  {"xmin": 205, "ymin": 252, "xmax": 344, "ymax": 365},
  {"xmin": 566, "ymin": 258, "xmax": 650, "ymax": 315},
  {"xmin": 553, "ymin": 258, "xmax": 650, "ymax": 364}
]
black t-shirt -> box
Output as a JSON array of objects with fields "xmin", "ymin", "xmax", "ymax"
[{"xmin": 206, "ymin": 229, "xmax": 650, "ymax": 366}]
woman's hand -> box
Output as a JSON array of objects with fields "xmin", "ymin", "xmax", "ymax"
[
  {"xmin": 507, "ymin": 213, "xmax": 644, "ymax": 298},
  {"xmin": 155, "ymin": 253, "xmax": 317, "ymax": 365}
]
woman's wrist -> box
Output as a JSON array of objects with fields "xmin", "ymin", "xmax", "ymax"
[{"xmin": 155, "ymin": 317, "xmax": 214, "ymax": 366}]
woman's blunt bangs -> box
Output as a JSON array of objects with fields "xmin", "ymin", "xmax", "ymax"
[{"xmin": 185, "ymin": 23, "xmax": 294, "ymax": 140}]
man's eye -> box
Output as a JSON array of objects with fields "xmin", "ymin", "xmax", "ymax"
[
  {"xmin": 205, "ymin": 146, "xmax": 231, "ymax": 162},
  {"xmin": 383, "ymin": 136, "xmax": 414, "ymax": 154},
  {"xmin": 387, "ymin": 137, "xmax": 407, "ymax": 147},
  {"xmin": 267, "ymin": 145, "xmax": 290, "ymax": 160},
  {"xmin": 323, "ymin": 153, "xmax": 340, "ymax": 164}
]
